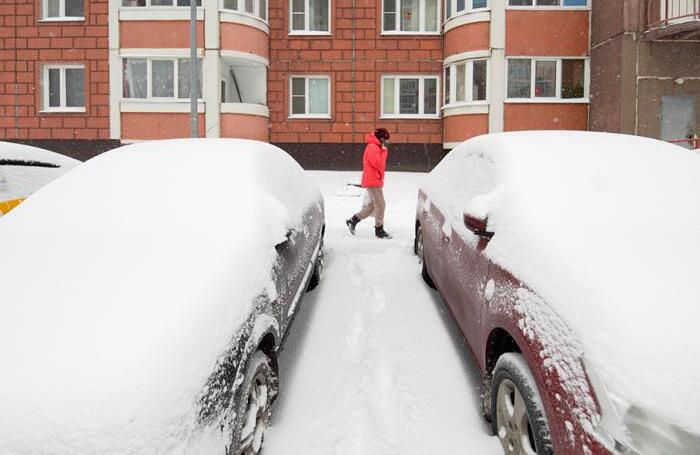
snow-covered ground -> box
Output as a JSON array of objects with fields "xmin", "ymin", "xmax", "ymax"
[{"xmin": 265, "ymin": 171, "xmax": 501, "ymax": 454}]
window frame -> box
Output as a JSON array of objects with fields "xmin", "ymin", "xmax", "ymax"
[
  {"xmin": 41, "ymin": 64, "xmax": 86, "ymax": 113},
  {"xmin": 505, "ymin": 57, "xmax": 589, "ymax": 102},
  {"xmin": 443, "ymin": 58, "xmax": 489, "ymax": 107},
  {"xmin": 288, "ymin": 75, "xmax": 332, "ymax": 119},
  {"xmin": 42, "ymin": 0, "xmax": 85, "ymax": 21},
  {"xmin": 121, "ymin": 57, "xmax": 203, "ymax": 102},
  {"xmin": 221, "ymin": 0, "xmax": 268, "ymax": 22},
  {"xmin": 506, "ymin": 0, "xmax": 589, "ymax": 9},
  {"xmin": 381, "ymin": 0, "xmax": 442, "ymax": 35},
  {"xmin": 380, "ymin": 74, "xmax": 441, "ymax": 119},
  {"xmin": 445, "ymin": 0, "xmax": 489, "ymax": 21},
  {"xmin": 120, "ymin": 0, "xmax": 202, "ymax": 7},
  {"xmin": 288, "ymin": 0, "xmax": 332, "ymax": 35}
]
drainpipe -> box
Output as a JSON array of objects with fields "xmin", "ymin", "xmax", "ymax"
[
  {"xmin": 351, "ymin": 0, "xmax": 356, "ymax": 152},
  {"xmin": 190, "ymin": 0, "xmax": 198, "ymax": 138}
]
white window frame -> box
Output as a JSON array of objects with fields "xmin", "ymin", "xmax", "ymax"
[
  {"xmin": 380, "ymin": 75, "xmax": 440, "ymax": 119},
  {"xmin": 120, "ymin": 0, "xmax": 202, "ymax": 7},
  {"xmin": 121, "ymin": 57, "xmax": 203, "ymax": 102},
  {"xmin": 505, "ymin": 57, "xmax": 590, "ymax": 103},
  {"xmin": 220, "ymin": 0, "xmax": 268, "ymax": 22},
  {"xmin": 506, "ymin": 0, "xmax": 589, "ymax": 10},
  {"xmin": 443, "ymin": 59, "xmax": 489, "ymax": 106},
  {"xmin": 381, "ymin": 0, "xmax": 441, "ymax": 35},
  {"xmin": 288, "ymin": 75, "xmax": 331, "ymax": 119},
  {"xmin": 42, "ymin": 64, "xmax": 86, "ymax": 113},
  {"xmin": 42, "ymin": 0, "xmax": 85, "ymax": 21},
  {"xmin": 445, "ymin": 0, "xmax": 489, "ymax": 20},
  {"xmin": 288, "ymin": 0, "xmax": 331, "ymax": 35}
]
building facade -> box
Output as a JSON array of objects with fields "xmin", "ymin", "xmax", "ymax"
[
  {"xmin": 2, "ymin": 0, "xmax": 598, "ymax": 166},
  {"xmin": 590, "ymin": 0, "xmax": 699, "ymax": 149}
]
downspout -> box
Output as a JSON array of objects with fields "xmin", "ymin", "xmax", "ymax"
[{"xmin": 351, "ymin": 0, "xmax": 356, "ymax": 152}]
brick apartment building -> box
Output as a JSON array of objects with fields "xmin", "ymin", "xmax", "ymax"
[{"xmin": 0, "ymin": 1, "xmax": 697, "ymax": 165}]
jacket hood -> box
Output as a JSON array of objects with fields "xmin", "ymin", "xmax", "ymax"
[{"xmin": 365, "ymin": 132, "xmax": 381, "ymax": 147}]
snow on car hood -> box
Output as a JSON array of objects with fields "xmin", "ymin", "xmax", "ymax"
[
  {"xmin": 0, "ymin": 139, "xmax": 321, "ymax": 453},
  {"xmin": 424, "ymin": 131, "xmax": 700, "ymax": 434},
  {"xmin": 0, "ymin": 141, "xmax": 80, "ymax": 202}
]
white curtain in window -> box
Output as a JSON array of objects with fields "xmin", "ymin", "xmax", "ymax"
[
  {"xmin": 383, "ymin": 78, "xmax": 395, "ymax": 114},
  {"xmin": 310, "ymin": 0, "xmax": 329, "ymax": 31},
  {"xmin": 401, "ymin": 0, "xmax": 419, "ymax": 31},
  {"xmin": 65, "ymin": 68, "xmax": 84, "ymax": 107},
  {"xmin": 309, "ymin": 78, "xmax": 329, "ymax": 114},
  {"xmin": 152, "ymin": 60, "xmax": 174, "ymax": 98},
  {"xmin": 123, "ymin": 59, "xmax": 147, "ymax": 98}
]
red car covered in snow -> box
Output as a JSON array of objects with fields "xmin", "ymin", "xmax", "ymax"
[{"xmin": 415, "ymin": 131, "xmax": 700, "ymax": 455}]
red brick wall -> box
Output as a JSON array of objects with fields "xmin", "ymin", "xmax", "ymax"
[
  {"xmin": 0, "ymin": 0, "xmax": 109, "ymax": 141},
  {"xmin": 267, "ymin": 0, "xmax": 443, "ymax": 144},
  {"xmin": 506, "ymin": 10, "xmax": 590, "ymax": 56}
]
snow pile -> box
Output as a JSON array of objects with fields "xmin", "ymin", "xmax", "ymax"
[
  {"xmin": 0, "ymin": 139, "xmax": 320, "ymax": 454},
  {"xmin": 424, "ymin": 131, "xmax": 700, "ymax": 434},
  {"xmin": 0, "ymin": 141, "xmax": 80, "ymax": 204}
]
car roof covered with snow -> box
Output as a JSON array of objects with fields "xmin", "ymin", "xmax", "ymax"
[
  {"xmin": 423, "ymin": 131, "xmax": 700, "ymax": 434},
  {"xmin": 0, "ymin": 139, "xmax": 322, "ymax": 453},
  {"xmin": 0, "ymin": 141, "xmax": 80, "ymax": 205}
]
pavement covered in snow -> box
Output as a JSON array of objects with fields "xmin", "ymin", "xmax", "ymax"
[{"xmin": 264, "ymin": 171, "xmax": 501, "ymax": 454}]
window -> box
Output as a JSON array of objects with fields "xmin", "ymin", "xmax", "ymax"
[
  {"xmin": 223, "ymin": 0, "xmax": 267, "ymax": 20},
  {"xmin": 221, "ymin": 59, "xmax": 267, "ymax": 104},
  {"xmin": 507, "ymin": 58, "xmax": 588, "ymax": 100},
  {"xmin": 381, "ymin": 75, "xmax": 439, "ymax": 117},
  {"xmin": 508, "ymin": 0, "xmax": 587, "ymax": 6},
  {"xmin": 444, "ymin": 59, "xmax": 488, "ymax": 105},
  {"xmin": 290, "ymin": 0, "xmax": 330, "ymax": 33},
  {"xmin": 445, "ymin": 0, "xmax": 488, "ymax": 19},
  {"xmin": 121, "ymin": 0, "xmax": 201, "ymax": 6},
  {"xmin": 122, "ymin": 58, "xmax": 202, "ymax": 100},
  {"xmin": 42, "ymin": 65, "xmax": 85, "ymax": 112},
  {"xmin": 383, "ymin": 0, "xmax": 439, "ymax": 33},
  {"xmin": 44, "ymin": 0, "xmax": 84, "ymax": 19},
  {"xmin": 289, "ymin": 76, "xmax": 330, "ymax": 117}
]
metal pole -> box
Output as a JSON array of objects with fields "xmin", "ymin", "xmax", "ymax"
[{"xmin": 190, "ymin": 0, "xmax": 198, "ymax": 138}]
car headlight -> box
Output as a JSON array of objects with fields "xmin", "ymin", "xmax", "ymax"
[{"xmin": 584, "ymin": 358, "xmax": 700, "ymax": 455}]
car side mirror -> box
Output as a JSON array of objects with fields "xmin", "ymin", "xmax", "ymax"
[
  {"xmin": 464, "ymin": 213, "xmax": 494, "ymax": 239},
  {"xmin": 275, "ymin": 228, "xmax": 295, "ymax": 251}
]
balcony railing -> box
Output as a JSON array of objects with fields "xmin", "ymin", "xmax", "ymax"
[{"xmin": 647, "ymin": 0, "xmax": 700, "ymax": 33}]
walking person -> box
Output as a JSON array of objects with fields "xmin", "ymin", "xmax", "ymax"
[{"xmin": 346, "ymin": 128, "xmax": 393, "ymax": 239}]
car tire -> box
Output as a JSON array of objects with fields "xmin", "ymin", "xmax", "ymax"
[
  {"xmin": 306, "ymin": 239, "xmax": 324, "ymax": 292},
  {"xmin": 415, "ymin": 226, "xmax": 436, "ymax": 289},
  {"xmin": 230, "ymin": 350, "xmax": 279, "ymax": 455},
  {"xmin": 491, "ymin": 353, "xmax": 553, "ymax": 455}
]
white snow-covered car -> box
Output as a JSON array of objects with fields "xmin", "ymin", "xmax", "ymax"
[
  {"xmin": 0, "ymin": 139, "xmax": 325, "ymax": 455},
  {"xmin": 0, "ymin": 141, "xmax": 79, "ymax": 216},
  {"xmin": 416, "ymin": 131, "xmax": 700, "ymax": 455}
]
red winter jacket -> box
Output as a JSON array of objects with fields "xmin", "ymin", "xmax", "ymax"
[{"xmin": 361, "ymin": 132, "xmax": 388, "ymax": 188}]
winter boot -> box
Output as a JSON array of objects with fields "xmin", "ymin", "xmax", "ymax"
[
  {"xmin": 346, "ymin": 215, "xmax": 360, "ymax": 235},
  {"xmin": 375, "ymin": 225, "xmax": 393, "ymax": 239}
]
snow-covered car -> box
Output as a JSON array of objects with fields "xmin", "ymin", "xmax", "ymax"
[
  {"xmin": 0, "ymin": 139, "xmax": 325, "ymax": 455},
  {"xmin": 415, "ymin": 132, "xmax": 700, "ymax": 455},
  {"xmin": 0, "ymin": 141, "xmax": 79, "ymax": 216}
]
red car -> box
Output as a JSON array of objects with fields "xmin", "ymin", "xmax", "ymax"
[{"xmin": 415, "ymin": 131, "xmax": 700, "ymax": 455}]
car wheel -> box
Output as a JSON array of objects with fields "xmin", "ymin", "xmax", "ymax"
[
  {"xmin": 306, "ymin": 238, "xmax": 324, "ymax": 291},
  {"xmin": 491, "ymin": 353, "xmax": 552, "ymax": 455},
  {"xmin": 231, "ymin": 350, "xmax": 279, "ymax": 455},
  {"xmin": 415, "ymin": 226, "xmax": 436, "ymax": 289}
]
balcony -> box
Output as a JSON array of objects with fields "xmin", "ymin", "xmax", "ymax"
[{"xmin": 646, "ymin": 0, "xmax": 700, "ymax": 39}]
